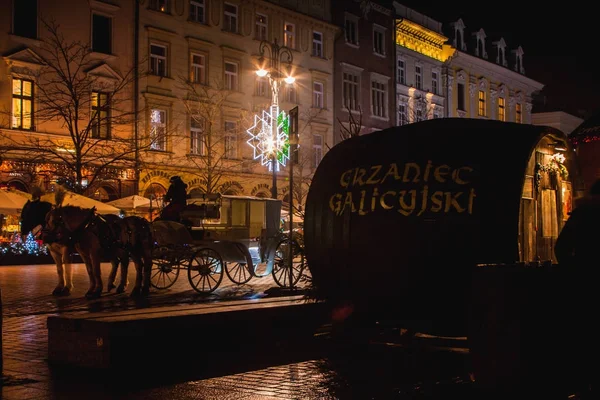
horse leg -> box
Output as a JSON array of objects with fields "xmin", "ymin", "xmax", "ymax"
[
  {"xmin": 117, "ymin": 253, "xmax": 129, "ymax": 294},
  {"xmin": 50, "ymin": 245, "xmax": 66, "ymax": 296},
  {"xmin": 141, "ymin": 250, "xmax": 153, "ymax": 296},
  {"xmin": 62, "ymin": 246, "xmax": 73, "ymax": 295},
  {"xmin": 91, "ymin": 253, "xmax": 103, "ymax": 298},
  {"xmin": 107, "ymin": 255, "xmax": 119, "ymax": 292},
  {"xmin": 79, "ymin": 252, "xmax": 96, "ymax": 299},
  {"xmin": 129, "ymin": 256, "xmax": 143, "ymax": 297}
]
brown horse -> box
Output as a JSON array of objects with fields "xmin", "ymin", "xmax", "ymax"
[
  {"xmin": 102, "ymin": 214, "xmax": 154, "ymax": 296},
  {"xmin": 43, "ymin": 205, "xmax": 110, "ymax": 299},
  {"xmin": 20, "ymin": 198, "xmax": 75, "ymax": 296}
]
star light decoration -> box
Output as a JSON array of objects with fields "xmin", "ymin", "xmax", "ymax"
[{"xmin": 246, "ymin": 105, "xmax": 290, "ymax": 172}]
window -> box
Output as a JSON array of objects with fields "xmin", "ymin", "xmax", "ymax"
[
  {"xmin": 150, "ymin": 0, "xmax": 168, "ymax": 12},
  {"xmin": 342, "ymin": 72, "xmax": 359, "ymax": 111},
  {"xmin": 371, "ymin": 81, "xmax": 386, "ymax": 118},
  {"xmin": 91, "ymin": 91, "xmax": 110, "ymax": 139},
  {"xmin": 255, "ymin": 13, "xmax": 267, "ymax": 40},
  {"xmin": 13, "ymin": 0, "xmax": 37, "ymax": 38},
  {"xmin": 416, "ymin": 109, "xmax": 423, "ymax": 122},
  {"xmin": 150, "ymin": 109, "xmax": 167, "ymax": 151},
  {"xmin": 224, "ymin": 121, "xmax": 237, "ymax": 159},
  {"xmin": 190, "ymin": 117, "xmax": 205, "ymax": 155},
  {"xmin": 433, "ymin": 111, "xmax": 441, "ymax": 119},
  {"xmin": 498, "ymin": 97, "xmax": 505, "ymax": 121},
  {"xmin": 431, "ymin": 71, "xmax": 438, "ymax": 95},
  {"xmin": 255, "ymin": 76, "xmax": 268, "ymax": 97},
  {"xmin": 516, "ymin": 103, "xmax": 522, "ymax": 123},
  {"xmin": 223, "ymin": 3, "xmax": 238, "ymax": 33},
  {"xmin": 312, "ymin": 31, "xmax": 323, "ymax": 57},
  {"xmin": 373, "ymin": 27, "xmax": 385, "ymax": 55},
  {"xmin": 224, "ymin": 61, "xmax": 238, "ymax": 90},
  {"xmin": 285, "ymin": 85, "xmax": 297, "ymax": 103},
  {"xmin": 313, "ymin": 82, "xmax": 324, "ymax": 108},
  {"xmin": 12, "ymin": 78, "xmax": 33, "ymax": 130},
  {"xmin": 344, "ymin": 17, "xmax": 358, "ymax": 45},
  {"xmin": 457, "ymin": 83, "xmax": 465, "ymax": 111},
  {"xmin": 92, "ymin": 14, "xmax": 111, "ymax": 54},
  {"xmin": 478, "ymin": 90, "xmax": 486, "ymax": 117},
  {"xmin": 191, "ymin": 53, "xmax": 206, "ymax": 84},
  {"xmin": 398, "ymin": 103, "xmax": 407, "ymax": 125},
  {"xmin": 397, "ymin": 58, "xmax": 405, "ymax": 85},
  {"xmin": 415, "ymin": 65, "xmax": 422, "ymax": 90},
  {"xmin": 312, "ymin": 134, "xmax": 323, "ymax": 168},
  {"xmin": 150, "ymin": 43, "xmax": 167, "ymax": 76},
  {"xmin": 190, "ymin": 0, "xmax": 205, "ymax": 23},
  {"xmin": 284, "ymin": 22, "xmax": 295, "ymax": 49}
]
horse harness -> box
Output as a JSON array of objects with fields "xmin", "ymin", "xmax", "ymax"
[{"xmin": 44, "ymin": 207, "xmax": 107, "ymax": 247}]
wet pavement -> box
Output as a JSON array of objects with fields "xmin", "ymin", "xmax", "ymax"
[{"xmin": 0, "ymin": 263, "xmax": 588, "ymax": 399}]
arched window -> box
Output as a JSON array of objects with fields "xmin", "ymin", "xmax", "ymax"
[{"xmin": 144, "ymin": 183, "xmax": 166, "ymax": 207}]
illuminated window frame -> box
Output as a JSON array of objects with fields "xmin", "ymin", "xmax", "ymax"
[
  {"xmin": 498, "ymin": 97, "xmax": 505, "ymax": 121},
  {"xmin": 11, "ymin": 78, "xmax": 34, "ymax": 130},
  {"xmin": 478, "ymin": 90, "xmax": 486, "ymax": 117}
]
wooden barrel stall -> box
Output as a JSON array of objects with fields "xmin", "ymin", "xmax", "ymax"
[{"xmin": 304, "ymin": 118, "xmax": 581, "ymax": 338}]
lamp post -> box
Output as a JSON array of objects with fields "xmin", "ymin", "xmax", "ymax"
[{"xmin": 255, "ymin": 39, "xmax": 295, "ymax": 199}]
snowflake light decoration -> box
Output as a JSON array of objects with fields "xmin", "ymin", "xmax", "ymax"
[{"xmin": 246, "ymin": 105, "xmax": 289, "ymax": 172}]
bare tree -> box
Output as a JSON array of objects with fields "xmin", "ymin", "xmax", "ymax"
[
  {"xmin": 177, "ymin": 78, "xmax": 251, "ymax": 194},
  {"xmin": 0, "ymin": 19, "xmax": 149, "ymax": 194},
  {"xmin": 337, "ymin": 104, "xmax": 363, "ymax": 143}
]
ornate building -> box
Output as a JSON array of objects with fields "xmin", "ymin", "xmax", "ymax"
[
  {"xmin": 137, "ymin": 0, "xmax": 337, "ymax": 205},
  {"xmin": 442, "ymin": 18, "xmax": 543, "ymax": 122},
  {"xmin": 333, "ymin": 0, "xmax": 395, "ymax": 143},
  {"xmin": 393, "ymin": 2, "xmax": 454, "ymax": 125},
  {"xmin": 0, "ymin": 0, "xmax": 336, "ymax": 209}
]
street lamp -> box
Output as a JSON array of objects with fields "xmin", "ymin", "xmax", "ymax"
[{"xmin": 254, "ymin": 39, "xmax": 295, "ymax": 199}]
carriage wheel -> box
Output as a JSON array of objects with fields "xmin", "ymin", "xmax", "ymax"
[
  {"xmin": 188, "ymin": 248, "xmax": 224, "ymax": 293},
  {"xmin": 225, "ymin": 262, "xmax": 253, "ymax": 284},
  {"xmin": 150, "ymin": 249, "xmax": 181, "ymax": 289},
  {"xmin": 272, "ymin": 239, "xmax": 305, "ymax": 288}
]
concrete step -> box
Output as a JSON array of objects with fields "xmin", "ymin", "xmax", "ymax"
[{"xmin": 48, "ymin": 295, "xmax": 328, "ymax": 371}]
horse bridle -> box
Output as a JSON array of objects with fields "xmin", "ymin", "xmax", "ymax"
[{"xmin": 44, "ymin": 207, "xmax": 98, "ymax": 245}]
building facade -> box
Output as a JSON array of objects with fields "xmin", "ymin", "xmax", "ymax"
[
  {"xmin": 0, "ymin": 0, "xmax": 137, "ymax": 199},
  {"xmin": 393, "ymin": 3, "xmax": 453, "ymax": 126},
  {"xmin": 137, "ymin": 0, "xmax": 337, "ymax": 204},
  {"xmin": 442, "ymin": 18, "xmax": 543, "ymax": 122},
  {"xmin": 333, "ymin": 0, "xmax": 395, "ymax": 144},
  {"xmin": 532, "ymin": 111, "xmax": 583, "ymax": 136},
  {"xmin": 0, "ymin": 0, "xmax": 337, "ymax": 209}
]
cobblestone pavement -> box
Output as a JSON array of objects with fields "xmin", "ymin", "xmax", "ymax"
[{"xmin": 1, "ymin": 262, "xmax": 330, "ymax": 399}]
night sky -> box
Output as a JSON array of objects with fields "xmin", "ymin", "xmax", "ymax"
[{"xmin": 396, "ymin": 1, "xmax": 599, "ymax": 119}]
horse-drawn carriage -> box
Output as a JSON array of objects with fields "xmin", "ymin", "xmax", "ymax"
[{"xmin": 150, "ymin": 194, "xmax": 305, "ymax": 293}]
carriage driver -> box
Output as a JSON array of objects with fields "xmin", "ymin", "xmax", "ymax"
[{"xmin": 162, "ymin": 176, "xmax": 188, "ymax": 222}]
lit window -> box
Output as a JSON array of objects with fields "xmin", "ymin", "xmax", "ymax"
[
  {"xmin": 190, "ymin": 117, "xmax": 205, "ymax": 155},
  {"xmin": 312, "ymin": 31, "xmax": 323, "ymax": 57},
  {"xmin": 498, "ymin": 97, "xmax": 505, "ymax": 121},
  {"xmin": 223, "ymin": 3, "xmax": 238, "ymax": 33},
  {"xmin": 342, "ymin": 72, "xmax": 359, "ymax": 111},
  {"xmin": 478, "ymin": 90, "xmax": 486, "ymax": 117},
  {"xmin": 284, "ymin": 22, "xmax": 295, "ymax": 49},
  {"xmin": 313, "ymin": 82, "xmax": 324, "ymax": 108},
  {"xmin": 91, "ymin": 92, "xmax": 110, "ymax": 139},
  {"xmin": 12, "ymin": 78, "xmax": 33, "ymax": 130},
  {"xmin": 150, "ymin": 109, "xmax": 167, "ymax": 150},
  {"xmin": 371, "ymin": 81, "xmax": 386, "ymax": 118},
  {"xmin": 224, "ymin": 61, "xmax": 238, "ymax": 90},
  {"xmin": 150, "ymin": 0, "xmax": 168, "ymax": 12},
  {"xmin": 224, "ymin": 121, "xmax": 237, "ymax": 159},
  {"xmin": 190, "ymin": 0, "xmax": 205, "ymax": 23},
  {"xmin": 191, "ymin": 53, "xmax": 206, "ymax": 84},
  {"xmin": 255, "ymin": 13, "xmax": 267, "ymax": 41},
  {"xmin": 150, "ymin": 43, "xmax": 167, "ymax": 76}
]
